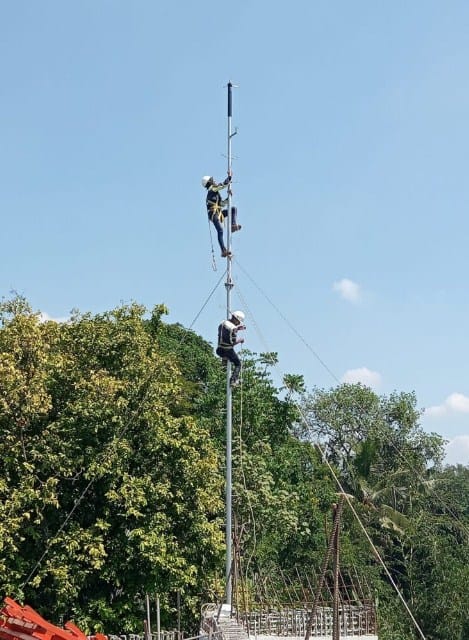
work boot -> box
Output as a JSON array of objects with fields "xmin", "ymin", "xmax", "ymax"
[
  {"xmin": 221, "ymin": 249, "xmax": 232, "ymax": 258},
  {"xmin": 231, "ymin": 224, "xmax": 242, "ymax": 233},
  {"xmin": 230, "ymin": 364, "xmax": 241, "ymax": 387}
]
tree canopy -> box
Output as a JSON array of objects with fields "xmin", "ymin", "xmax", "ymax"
[{"xmin": 0, "ymin": 296, "xmax": 467, "ymax": 639}]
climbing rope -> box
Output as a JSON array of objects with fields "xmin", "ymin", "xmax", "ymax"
[{"xmin": 207, "ymin": 218, "xmax": 217, "ymax": 271}]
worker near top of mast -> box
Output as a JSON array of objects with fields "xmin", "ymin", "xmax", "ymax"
[
  {"xmin": 216, "ymin": 310, "xmax": 245, "ymax": 387},
  {"xmin": 202, "ymin": 172, "xmax": 241, "ymax": 258}
]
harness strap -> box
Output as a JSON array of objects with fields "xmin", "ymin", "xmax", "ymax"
[{"xmin": 209, "ymin": 205, "xmax": 225, "ymax": 224}]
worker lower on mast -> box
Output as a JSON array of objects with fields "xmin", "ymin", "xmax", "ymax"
[
  {"xmin": 216, "ymin": 310, "xmax": 245, "ymax": 386},
  {"xmin": 202, "ymin": 172, "xmax": 241, "ymax": 258}
]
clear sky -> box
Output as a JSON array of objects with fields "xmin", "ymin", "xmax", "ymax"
[{"xmin": 2, "ymin": 1, "xmax": 469, "ymax": 464}]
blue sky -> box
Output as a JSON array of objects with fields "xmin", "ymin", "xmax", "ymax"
[{"xmin": 1, "ymin": 1, "xmax": 469, "ymax": 464}]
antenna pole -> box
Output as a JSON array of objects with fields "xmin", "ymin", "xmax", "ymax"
[{"xmin": 225, "ymin": 81, "xmax": 234, "ymax": 606}]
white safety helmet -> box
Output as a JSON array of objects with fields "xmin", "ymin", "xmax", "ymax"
[
  {"xmin": 231, "ymin": 310, "xmax": 245, "ymax": 323},
  {"xmin": 201, "ymin": 175, "xmax": 212, "ymax": 187}
]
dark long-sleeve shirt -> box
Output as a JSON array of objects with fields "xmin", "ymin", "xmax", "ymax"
[
  {"xmin": 217, "ymin": 320, "xmax": 238, "ymax": 349},
  {"xmin": 206, "ymin": 179, "xmax": 230, "ymax": 216}
]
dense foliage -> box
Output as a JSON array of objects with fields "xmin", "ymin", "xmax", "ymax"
[{"xmin": 0, "ymin": 297, "xmax": 467, "ymax": 639}]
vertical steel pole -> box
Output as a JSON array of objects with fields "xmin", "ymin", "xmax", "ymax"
[
  {"xmin": 332, "ymin": 504, "xmax": 340, "ymax": 640},
  {"xmin": 225, "ymin": 80, "xmax": 234, "ymax": 606},
  {"xmin": 177, "ymin": 590, "xmax": 181, "ymax": 640},
  {"xmin": 145, "ymin": 593, "xmax": 152, "ymax": 640},
  {"xmin": 156, "ymin": 594, "xmax": 160, "ymax": 640}
]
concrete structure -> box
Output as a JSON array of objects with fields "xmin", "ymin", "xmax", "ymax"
[{"xmin": 201, "ymin": 604, "xmax": 378, "ymax": 640}]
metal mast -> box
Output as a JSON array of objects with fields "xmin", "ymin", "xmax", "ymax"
[{"xmin": 225, "ymin": 81, "xmax": 235, "ymax": 606}]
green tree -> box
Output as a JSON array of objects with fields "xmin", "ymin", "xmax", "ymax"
[
  {"xmin": 0, "ymin": 298, "xmax": 224, "ymax": 632},
  {"xmin": 1, "ymin": 296, "xmax": 467, "ymax": 640},
  {"xmin": 298, "ymin": 383, "xmax": 467, "ymax": 640}
]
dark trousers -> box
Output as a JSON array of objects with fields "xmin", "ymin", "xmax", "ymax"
[
  {"xmin": 216, "ymin": 346, "xmax": 241, "ymax": 383},
  {"xmin": 209, "ymin": 207, "xmax": 239, "ymax": 253},
  {"xmin": 210, "ymin": 214, "xmax": 226, "ymax": 253}
]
